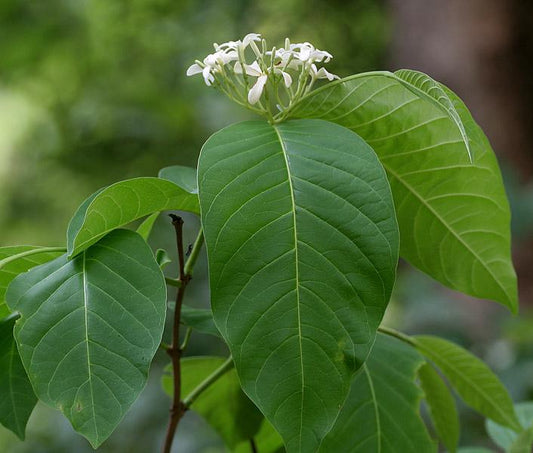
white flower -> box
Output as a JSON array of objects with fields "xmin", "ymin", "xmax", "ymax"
[
  {"xmin": 214, "ymin": 33, "xmax": 261, "ymax": 53},
  {"xmin": 235, "ymin": 61, "xmax": 268, "ymax": 104},
  {"xmin": 290, "ymin": 42, "xmax": 332, "ymax": 63},
  {"xmin": 186, "ymin": 50, "xmax": 238, "ymax": 86},
  {"xmin": 310, "ymin": 64, "xmax": 339, "ymax": 81}
]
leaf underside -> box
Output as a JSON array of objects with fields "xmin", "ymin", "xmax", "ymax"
[
  {"xmin": 319, "ymin": 333, "xmax": 436, "ymax": 452},
  {"xmin": 198, "ymin": 119, "xmax": 399, "ymax": 452},
  {"xmin": 292, "ymin": 70, "xmax": 517, "ymax": 311},
  {"xmin": 6, "ymin": 229, "xmax": 167, "ymax": 447}
]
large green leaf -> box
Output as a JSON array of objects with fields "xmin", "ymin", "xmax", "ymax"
[
  {"xmin": 0, "ymin": 246, "xmax": 64, "ymax": 319},
  {"xmin": 292, "ymin": 70, "xmax": 517, "ymax": 311},
  {"xmin": 0, "ymin": 316, "xmax": 37, "ymax": 440},
  {"xmin": 67, "ymin": 177, "xmax": 199, "ymax": 257},
  {"xmin": 6, "ymin": 229, "xmax": 167, "ymax": 447},
  {"xmin": 198, "ymin": 119, "xmax": 399, "ymax": 452},
  {"xmin": 319, "ymin": 333, "xmax": 435, "ymax": 452},
  {"xmin": 162, "ymin": 357, "xmax": 265, "ymax": 449},
  {"xmin": 413, "ymin": 335, "xmax": 520, "ymax": 431},
  {"xmin": 486, "ymin": 402, "xmax": 533, "ymax": 451},
  {"xmin": 418, "ymin": 361, "xmax": 460, "ymax": 452}
]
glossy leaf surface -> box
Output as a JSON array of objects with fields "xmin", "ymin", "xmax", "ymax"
[
  {"xmin": 67, "ymin": 177, "xmax": 199, "ymax": 257},
  {"xmin": 198, "ymin": 119, "xmax": 399, "ymax": 451},
  {"xmin": 319, "ymin": 333, "xmax": 435, "ymax": 452},
  {"xmin": 414, "ymin": 335, "xmax": 520, "ymax": 431},
  {"xmin": 0, "ymin": 246, "xmax": 64, "ymax": 319},
  {"xmin": 0, "ymin": 316, "xmax": 37, "ymax": 440},
  {"xmin": 6, "ymin": 229, "xmax": 167, "ymax": 447},
  {"xmin": 162, "ymin": 357, "xmax": 265, "ymax": 449},
  {"xmin": 418, "ymin": 361, "xmax": 460, "ymax": 452},
  {"xmin": 292, "ymin": 70, "xmax": 517, "ymax": 311}
]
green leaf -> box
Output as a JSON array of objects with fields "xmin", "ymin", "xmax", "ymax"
[
  {"xmin": 319, "ymin": 333, "xmax": 435, "ymax": 452},
  {"xmin": 0, "ymin": 246, "xmax": 65, "ymax": 319},
  {"xmin": 67, "ymin": 177, "xmax": 200, "ymax": 257},
  {"xmin": 158, "ymin": 165, "xmax": 198, "ymax": 194},
  {"xmin": 413, "ymin": 335, "xmax": 521, "ymax": 431},
  {"xmin": 0, "ymin": 315, "xmax": 37, "ymax": 439},
  {"xmin": 198, "ymin": 119, "xmax": 399, "ymax": 452},
  {"xmin": 418, "ymin": 361, "xmax": 460, "ymax": 452},
  {"xmin": 136, "ymin": 212, "xmax": 160, "ymax": 240},
  {"xmin": 6, "ymin": 229, "xmax": 167, "ymax": 447},
  {"xmin": 234, "ymin": 419, "xmax": 285, "ymax": 453},
  {"xmin": 486, "ymin": 402, "xmax": 533, "ymax": 451},
  {"xmin": 509, "ymin": 427, "xmax": 533, "ymax": 453},
  {"xmin": 180, "ymin": 305, "xmax": 220, "ymax": 337},
  {"xmin": 394, "ymin": 69, "xmax": 471, "ymax": 161},
  {"xmin": 162, "ymin": 357, "xmax": 265, "ymax": 449},
  {"xmin": 457, "ymin": 448, "xmax": 495, "ymax": 453},
  {"xmin": 155, "ymin": 249, "xmax": 172, "ymax": 269},
  {"xmin": 292, "ymin": 71, "xmax": 517, "ymax": 311}
]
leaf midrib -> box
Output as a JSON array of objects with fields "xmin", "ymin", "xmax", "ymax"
[
  {"xmin": 273, "ymin": 125, "xmax": 305, "ymax": 447},
  {"xmin": 82, "ymin": 253, "xmax": 98, "ymax": 441}
]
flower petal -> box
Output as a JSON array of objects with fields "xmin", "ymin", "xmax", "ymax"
[
  {"xmin": 248, "ymin": 74, "xmax": 268, "ymax": 104},
  {"xmin": 186, "ymin": 63, "xmax": 203, "ymax": 76},
  {"xmin": 202, "ymin": 66, "xmax": 214, "ymax": 86}
]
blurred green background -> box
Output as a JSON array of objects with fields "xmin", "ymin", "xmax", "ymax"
[{"xmin": 1, "ymin": 0, "xmax": 532, "ymax": 451}]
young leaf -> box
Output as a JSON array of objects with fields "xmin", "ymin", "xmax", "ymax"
[
  {"xmin": 0, "ymin": 246, "xmax": 65, "ymax": 319},
  {"xmin": 486, "ymin": 402, "xmax": 533, "ymax": 451},
  {"xmin": 67, "ymin": 177, "xmax": 200, "ymax": 257},
  {"xmin": 0, "ymin": 315, "xmax": 37, "ymax": 440},
  {"xmin": 413, "ymin": 335, "xmax": 521, "ymax": 431},
  {"xmin": 418, "ymin": 361, "xmax": 460, "ymax": 452},
  {"xmin": 155, "ymin": 249, "xmax": 172, "ymax": 269},
  {"xmin": 198, "ymin": 119, "xmax": 399, "ymax": 452},
  {"xmin": 158, "ymin": 165, "xmax": 198, "ymax": 194},
  {"xmin": 136, "ymin": 212, "xmax": 160, "ymax": 240},
  {"xmin": 319, "ymin": 333, "xmax": 436, "ymax": 452},
  {"xmin": 162, "ymin": 357, "xmax": 265, "ymax": 449},
  {"xmin": 6, "ymin": 229, "xmax": 167, "ymax": 448},
  {"xmin": 292, "ymin": 71, "xmax": 517, "ymax": 312}
]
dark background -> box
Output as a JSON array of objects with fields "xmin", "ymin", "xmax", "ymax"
[{"xmin": 1, "ymin": 1, "xmax": 532, "ymax": 451}]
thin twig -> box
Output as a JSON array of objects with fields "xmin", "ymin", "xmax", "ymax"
[{"xmin": 162, "ymin": 215, "xmax": 193, "ymax": 453}]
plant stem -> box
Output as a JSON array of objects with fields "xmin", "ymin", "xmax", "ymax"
[
  {"xmin": 377, "ymin": 325, "xmax": 416, "ymax": 346},
  {"xmin": 182, "ymin": 355, "xmax": 234, "ymax": 408},
  {"xmin": 162, "ymin": 216, "xmax": 203, "ymax": 453}
]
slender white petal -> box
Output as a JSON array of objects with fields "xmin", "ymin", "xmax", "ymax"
[
  {"xmin": 234, "ymin": 61, "xmax": 244, "ymax": 74},
  {"xmin": 243, "ymin": 33, "xmax": 261, "ymax": 47},
  {"xmin": 279, "ymin": 70, "xmax": 292, "ymax": 87},
  {"xmin": 315, "ymin": 66, "xmax": 339, "ymax": 81},
  {"xmin": 186, "ymin": 63, "xmax": 203, "ymax": 76},
  {"xmin": 246, "ymin": 61, "xmax": 263, "ymax": 76},
  {"xmin": 248, "ymin": 74, "xmax": 268, "ymax": 104},
  {"xmin": 202, "ymin": 66, "xmax": 214, "ymax": 86}
]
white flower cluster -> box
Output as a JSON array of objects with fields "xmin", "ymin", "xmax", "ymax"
[{"xmin": 186, "ymin": 33, "xmax": 339, "ymax": 122}]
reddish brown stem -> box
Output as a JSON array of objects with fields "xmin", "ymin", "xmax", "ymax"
[{"xmin": 162, "ymin": 214, "xmax": 192, "ymax": 453}]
